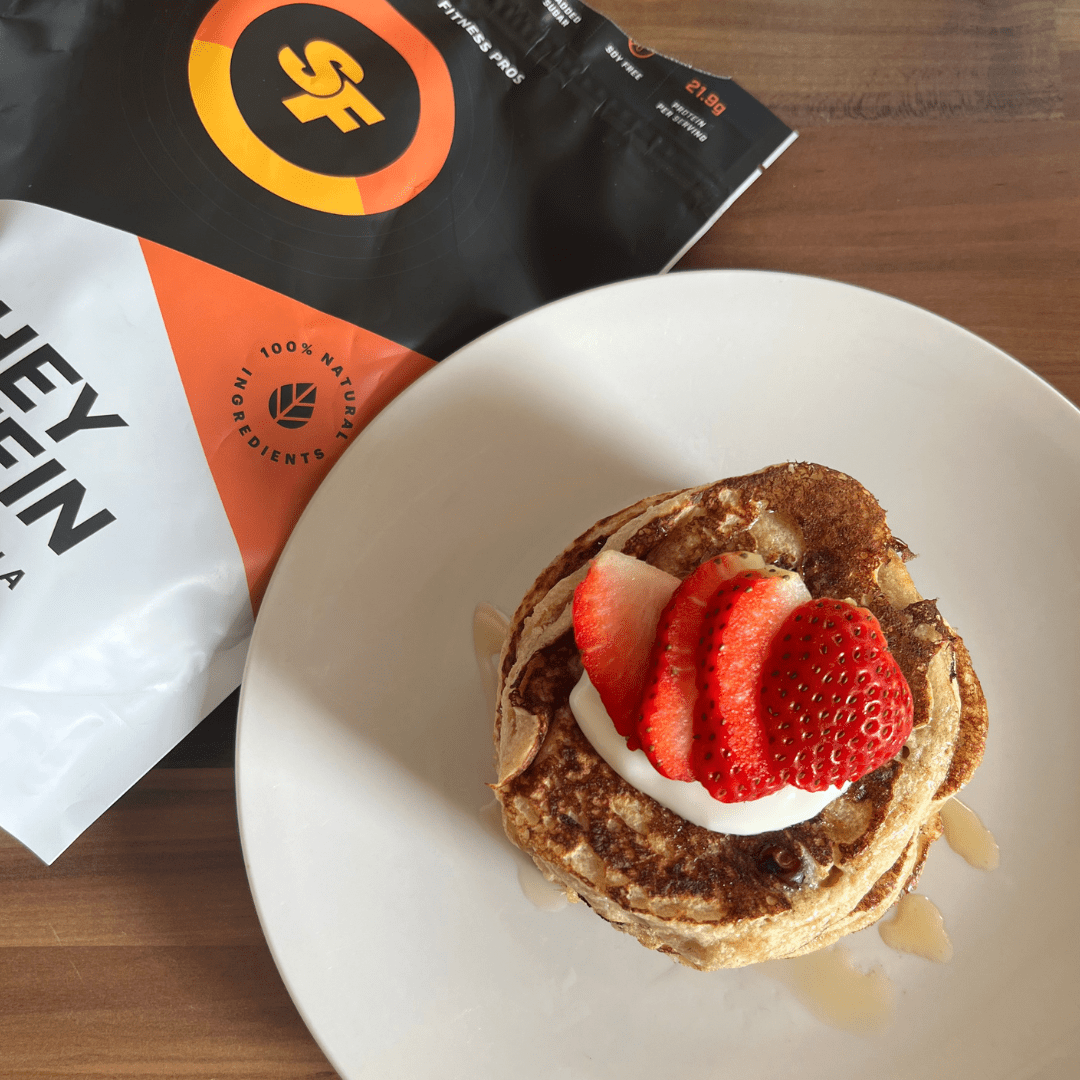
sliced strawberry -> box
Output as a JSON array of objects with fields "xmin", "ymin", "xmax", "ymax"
[
  {"xmin": 691, "ymin": 568, "xmax": 811, "ymax": 802},
  {"xmin": 630, "ymin": 552, "xmax": 768, "ymax": 773},
  {"xmin": 635, "ymin": 552, "xmax": 767, "ymax": 779},
  {"xmin": 758, "ymin": 600, "xmax": 914, "ymax": 790},
  {"xmin": 572, "ymin": 550, "xmax": 680, "ymax": 746}
]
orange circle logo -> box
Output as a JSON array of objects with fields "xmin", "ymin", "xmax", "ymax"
[
  {"xmin": 627, "ymin": 40, "xmax": 654, "ymax": 60},
  {"xmin": 189, "ymin": 0, "xmax": 455, "ymax": 215}
]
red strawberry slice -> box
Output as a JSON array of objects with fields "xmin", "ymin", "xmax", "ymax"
[
  {"xmin": 572, "ymin": 550, "xmax": 680, "ymax": 746},
  {"xmin": 636, "ymin": 552, "xmax": 766, "ymax": 780},
  {"xmin": 758, "ymin": 599, "xmax": 914, "ymax": 790},
  {"xmin": 630, "ymin": 557, "xmax": 760, "ymax": 777},
  {"xmin": 691, "ymin": 568, "xmax": 811, "ymax": 802}
]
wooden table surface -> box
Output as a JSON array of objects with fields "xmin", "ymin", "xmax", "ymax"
[{"xmin": 3, "ymin": 2, "xmax": 1078, "ymax": 1077}]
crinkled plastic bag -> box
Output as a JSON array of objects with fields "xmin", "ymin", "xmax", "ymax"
[{"xmin": 0, "ymin": 0, "xmax": 794, "ymax": 861}]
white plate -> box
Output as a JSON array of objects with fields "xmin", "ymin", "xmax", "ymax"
[{"xmin": 236, "ymin": 271, "xmax": 1080, "ymax": 1080}]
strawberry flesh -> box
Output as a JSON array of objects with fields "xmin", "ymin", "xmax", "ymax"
[
  {"xmin": 691, "ymin": 569, "xmax": 811, "ymax": 802},
  {"xmin": 573, "ymin": 548, "xmax": 912, "ymax": 806},
  {"xmin": 572, "ymin": 550, "xmax": 680, "ymax": 748},
  {"xmin": 635, "ymin": 557, "xmax": 756, "ymax": 780},
  {"xmin": 758, "ymin": 600, "xmax": 914, "ymax": 790}
]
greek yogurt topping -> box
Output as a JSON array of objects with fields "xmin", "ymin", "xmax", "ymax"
[{"xmin": 570, "ymin": 671, "xmax": 847, "ymax": 835}]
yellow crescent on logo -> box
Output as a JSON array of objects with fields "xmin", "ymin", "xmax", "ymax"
[{"xmin": 189, "ymin": 0, "xmax": 455, "ymax": 216}]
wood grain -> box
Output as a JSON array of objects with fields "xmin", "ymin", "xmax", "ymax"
[
  {"xmin": 592, "ymin": 0, "xmax": 1072, "ymax": 122},
  {"xmin": 0, "ymin": 772, "xmax": 340, "ymax": 1079},
  {"xmin": 2, "ymin": 2, "xmax": 1078, "ymax": 1077}
]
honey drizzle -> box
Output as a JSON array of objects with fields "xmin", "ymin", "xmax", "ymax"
[
  {"xmin": 767, "ymin": 945, "xmax": 894, "ymax": 1032},
  {"xmin": 516, "ymin": 863, "xmax": 570, "ymax": 911},
  {"xmin": 878, "ymin": 893, "xmax": 953, "ymax": 962},
  {"xmin": 479, "ymin": 800, "xmax": 569, "ymax": 912},
  {"xmin": 940, "ymin": 797, "xmax": 999, "ymax": 871},
  {"xmin": 473, "ymin": 603, "xmax": 510, "ymax": 715}
]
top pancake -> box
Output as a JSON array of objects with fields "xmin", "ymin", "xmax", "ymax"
[{"xmin": 493, "ymin": 463, "xmax": 987, "ymax": 969}]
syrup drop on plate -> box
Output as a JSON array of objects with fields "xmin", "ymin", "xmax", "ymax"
[
  {"xmin": 516, "ymin": 863, "xmax": 569, "ymax": 911},
  {"xmin": 940, "ymin": 797, "xmax": 999, "ymax": 871},
  {"xmin": 473, "ymin": 603, "xmax": 511, "ymax": 714},
  {"xmin": 478, "ymin": 799, "xmax": 569, "ymax": 912},
  {"xmin": 878, "ymin": 893, "xmax": 953, "ymax": 962},
  {"xmin": 765, "ymin": 944, "xmax": 894, "ymax": 1032}
]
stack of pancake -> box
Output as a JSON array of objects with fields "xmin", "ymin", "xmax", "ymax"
[{"xmin": 493, "ymin": 463, "xmax": 987, "ymax": 970}]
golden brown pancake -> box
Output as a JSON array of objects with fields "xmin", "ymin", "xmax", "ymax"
[{"xmin": 493, "ymin": 463, "xmax": 987, "ymax": 970}]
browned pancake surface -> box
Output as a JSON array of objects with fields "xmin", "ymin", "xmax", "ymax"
[{"xmin": 494, "ymin": 463, "xmax": 987, "ymax": 969}]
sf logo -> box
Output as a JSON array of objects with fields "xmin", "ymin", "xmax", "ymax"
[{"xmin": 278, "ymin": 40, "xmax": 385, "ymax": 132}]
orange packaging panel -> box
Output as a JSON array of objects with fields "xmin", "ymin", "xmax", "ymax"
[{"xmin": 140, "ymin": 238, "xmax": 434, "ymax": 608}]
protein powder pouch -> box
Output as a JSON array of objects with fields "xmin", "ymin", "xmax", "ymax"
[{"xmin": 0, "ymin": 0, "xmax": 794, "ymax": 861}]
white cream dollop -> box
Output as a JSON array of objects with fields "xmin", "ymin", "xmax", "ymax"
[{"xmin": 570, "ymin": 671, "xmax": 847, "ymax": 835}]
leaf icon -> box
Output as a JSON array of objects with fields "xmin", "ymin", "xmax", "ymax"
[{"xmin": 268, "ymin": 383, "xmax": 317, "ymax": 429}]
